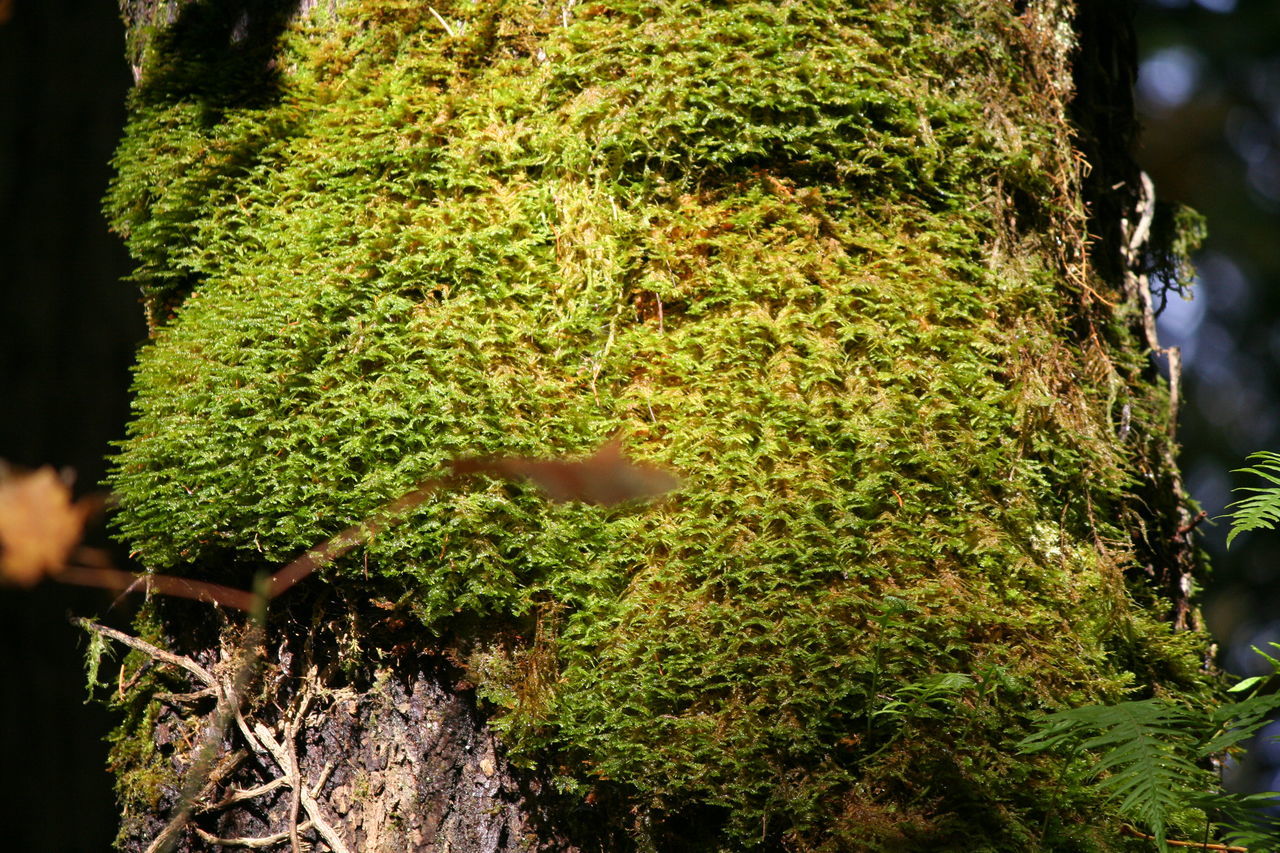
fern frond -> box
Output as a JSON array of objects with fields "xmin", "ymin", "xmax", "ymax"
[
  {"xmin": 1226, "ymin": 451, "xmax": 1280, "ymax": 547},
  {"xmin": 1019, "ymin": 699, "xmax": 1209, "ymax": 850},
  {"xmin": 1022, "ymin": 647, "xmax": 1280, "ymax": 853},
  {"xmin": 1195, "ymin": 790, "xmax": 1280, "ymax": 853},
  {"xmin": 1202, "ymin": 687, "xmax": 1280, "ymax": 756}
]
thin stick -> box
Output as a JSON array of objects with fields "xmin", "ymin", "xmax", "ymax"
[
  {"xmin": 267, "ymin": 476, "xmax": 451, "ymax": 599},
  {"xmin": 284, "ymin": 676, "xmax": 315, "ymax": 853},
  {"xmin": 74, "ymin": 618, "xmax": 218, "ymax": 689},
  {"xmin": 253, "ymin": 723, "xmax": 352, "ymax": 853},
  {"xmin": 60, "ymin": 565, "xmax": 257, "ymax": 612},
  {"xmin": 55, "ymin": 478, "xmax": 451, "ymax": 610},
  {"xmin": 1118, "ymin": 824, "xmax": 1247, "ymax": 852},
  {"xmin": 427, "ymin": 6, "xmax": 455, "ymax": 37},
  {"xmin": 311, "ymin": 761, "xmax": 334, "ymax": 797},
  {"xmin": 193, "ymin": 822, "xmax": 315, "ymax": 849},
  {"xmin": 202, "ymin": 775, "xmax": 289, "ymax": 812}
]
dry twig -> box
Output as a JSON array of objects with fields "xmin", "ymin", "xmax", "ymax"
[{"xmin": 1119, "ymin": 824, "xmax": 1247, "ymax": 852}]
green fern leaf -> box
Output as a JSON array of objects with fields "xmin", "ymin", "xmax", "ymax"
[
  {"xmin": 1019, "ymin": 699, "xmax": 1209, "ymax": 850},
  {"xmin": 1193, "ymin": 790, "xmax": 1280, "ymax": 853},
  {"xmin": 1021, "ymin": 646, "xmax": 1280, "ymax": 853},
  {"xmin": 1226, "ymin": 451, "xmax": 1280, "ymax": 547},
  {"xmin": 1202, "ymin": 689, "xmax": 1280, "ymax": 755}
]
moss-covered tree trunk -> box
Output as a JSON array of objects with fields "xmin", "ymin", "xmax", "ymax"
[{"xmin": 100, "ymin": 0, "xmax": 1213, "ymax": 850}]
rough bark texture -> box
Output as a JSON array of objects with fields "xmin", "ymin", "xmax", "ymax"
[
  {"xmin": 117, "ymin": 650, "xmax": 607, "ymax": 852},
  {"xmin": 97, "ymin": 0, "xmax": 1214, "ymax": 850}
]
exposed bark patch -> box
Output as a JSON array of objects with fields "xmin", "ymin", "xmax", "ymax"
[
  {"xmin": 108, "ymin": 620, "xmax": 613, "ymax": 853},
  {"xmin": 308, "ymin": 670, "xmax": 531, "ymax": 852}
]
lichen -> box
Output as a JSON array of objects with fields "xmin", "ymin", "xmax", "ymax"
[{"xmin": 105, "ymin": 1, "xmax": 1213, "ymax": 848}]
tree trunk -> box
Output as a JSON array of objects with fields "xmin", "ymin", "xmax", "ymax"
[{"xmin": 99, "ymin": 1, "xmax": 1211, "ymax": 850}]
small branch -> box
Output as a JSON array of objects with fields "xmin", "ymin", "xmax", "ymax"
[
  {"xmin": 57, "ymin": 443, "xmax": 672, "ymax": 611},
  {"xmin": 92, "ymin": 582, "xmax": 270, "ymax": 853},
  {"xmin": 1166, "ymin": 345, "xmax": 1183, "ymax": 439},
  {"xmin": 201, "ymin": 750, "xmax": 250, "ymax": 797},
  {"xmin": 1119, "ymin": 824, "xmax": 1248, "ymax": 852},
  {"xmin": 193, "ymin": 822, "xmax": 314, "ymax": 849},
  {"xmin": 59, "ymin": 565, "xmax": 257, "ymax": 612},
  {"xmin": 1176, "ymin": 510, "xmax": 1209, "ymax": 539},
  {"xmin": 73, "ymin": 618, "xmax": 218, "ymax": 690},
  {"xmin": 284, "ymin": 678, "xmax": 316, "ymax": 853},
  {"xmin": 50, "ymin": 477, "xmax": 453, "ymax": 609},
  {"xmin": 75, "ymin": 617, "xmax": 266, "ymax": 753},
  {"xmin": 142, "ymin": 816, "xmax": 189, "ymax": 853},
  {"xmin": 138, "ymin": 750, "xmax": 246, "ymax": 853},
  {"xmin": 311, "ymin": 762, "xmax": 334, "ymax": 797},
  {"xmin": 428, "ymin": 6, "xmax": 455, "ymax": 37},
  {"xmin": 287, "ymin": 748, "xmax": 302, "ymax": 853},
  {"xmin": 154, "ymin": 687, "xmax": 218, "ymax": 707},
  {"xmin": 118, "ymin": 654, "xmax": 151, "ymax": 699},
  {"xmin": 1125, "ymin": 171, "xmax": 1156, "ymax": 258},
  {"xmin": 253, "ymin": 723, "xmax": 352, "ymax": 853},
  {"xmin": 201, "ymin": 775, "xmax": 289, "ymax": 812},
  {"xmin": 77, "ymin": 614, "xmax": 218, "ymax": 850},
  {"xmin": 298, "ymin": 777, "xmax": 349, "ymax": 853}
]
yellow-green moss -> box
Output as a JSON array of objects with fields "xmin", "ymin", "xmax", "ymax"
[{"xmin": 106, "ymin": 1, "xmax": 1212, "ymax": 848}]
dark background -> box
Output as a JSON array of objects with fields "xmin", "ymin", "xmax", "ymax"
[
  {"xmin": 1, "ymin": 0, "xmax": 1276, "ymax": 848},
  {"xmin": 0, "ymin": 1, "xmax": 140, "ymax": 848},
  {"xmin": 1136, "ymin": 0, "xmax": 1280, "ymax": 797}
]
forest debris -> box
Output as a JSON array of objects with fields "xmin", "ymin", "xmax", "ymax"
[{"xmin": 0, "ymin": 465, "xmax": 97, "ymax": 585}]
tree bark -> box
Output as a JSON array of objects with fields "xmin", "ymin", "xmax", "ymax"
[
  {"xmin": 98, "ymin": 1, "xmax": 1212, "ymax": 850},
  {"xmin": 114, "ymin": 648, "xmax": 611, "ymax": 852}
]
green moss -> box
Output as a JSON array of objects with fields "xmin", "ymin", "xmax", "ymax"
[
  {"xmin": 100, "ymin": 610, "xmax": 186, "ymax": 846},
  {"xmin": 106, "ymin": 1, "xmax": 1211, "ymax": 848},
  {"xmin": 107, "ymin": 699, "xmax": 174, "ymax": 845}
]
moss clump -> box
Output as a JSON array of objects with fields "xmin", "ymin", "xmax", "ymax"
[{"xmin": 107, "ymin": 1, "xmax": 1212, "ymax": 848}]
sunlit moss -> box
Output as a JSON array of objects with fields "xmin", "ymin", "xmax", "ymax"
[{"xmin": 105, "ymin": 1, "xmax": 1211, "ymax": 848}]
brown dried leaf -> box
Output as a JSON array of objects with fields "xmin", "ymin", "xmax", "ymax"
[
  {"xmin": 0, "ymin": 465, "xmax": 95, "ymax": 585},
  {"xmin": 453, "ymin": 436, "xmax": 680, "ymax": 506}
]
